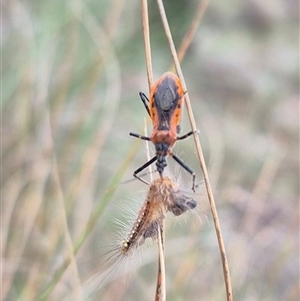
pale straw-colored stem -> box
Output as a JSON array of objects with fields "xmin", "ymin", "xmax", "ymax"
[
  {"xmin": 141, "ymin": 0, "xmax": 154, "ymax": 90},
  {"xmin": 141, "ymin": 2, "xmax": 166, "ymax": 301},
  {"xmin": 156, "ymin": 0, "xmax": 233, "ymax": 300},
  {"xmin": 155, "ymin": 223, "xmax": 166, "ymax": 301}
]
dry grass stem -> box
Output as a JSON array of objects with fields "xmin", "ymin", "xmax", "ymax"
[
  {"xmin": 142, "ymin": 0, "xmax": 154, "ymax": 90},
  {"xmin": 155, "ymin": 0, "xmax": 233, "ymax": 300},
  {"xmin": 155, "ymin": 224, "xmax": 166, "ymax": 301},
  {"xmin": 141, "ymin": 1, "xmax": 166, "ymax": 299}
]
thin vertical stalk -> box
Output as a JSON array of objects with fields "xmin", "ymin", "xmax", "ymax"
[
  {"xmin": 155, "ymin": 1, "xmax": 233, "ymax": 300},
  {"xmin": 155, "ymin": 223, "xmax": 166, "ymax": 301},
  {"xmin": 141, "ymin": 0, "xmax": 154, "ymax": 90},
  {"xmin": 141, "ymin": 2, "xmax": 166, "ymax": 300}
]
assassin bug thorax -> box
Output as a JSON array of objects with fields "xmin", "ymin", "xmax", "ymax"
[{"xmin": 130, "ymin": 72, "xmax": 197, "ymax": 191}]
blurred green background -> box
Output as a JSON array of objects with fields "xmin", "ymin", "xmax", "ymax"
[{"xmin": 2, "ymin": 0, "xmax": 299, "ymax": 300}]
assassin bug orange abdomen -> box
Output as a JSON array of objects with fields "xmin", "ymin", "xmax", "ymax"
[{"xmin": 130, "ymin": 72, "xmax": 197, "ymax": 191}]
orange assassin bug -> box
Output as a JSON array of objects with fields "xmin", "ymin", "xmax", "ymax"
[{"xmin": 130, "ymin": 72, "xmax": 197, "ymax": 191}]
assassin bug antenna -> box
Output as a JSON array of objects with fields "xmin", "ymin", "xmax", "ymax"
[
  {"xmin": 130, "ymin": 72, "xmax": 198, "ymax": 192},
  {"xmin": 139, "ymin": 92, "xmax": 151, "ymax": 116}
]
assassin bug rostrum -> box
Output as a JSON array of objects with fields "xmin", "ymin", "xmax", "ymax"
[{"xmin": 130, "ymin": 72, "xmax": 197, "ymax": 191}]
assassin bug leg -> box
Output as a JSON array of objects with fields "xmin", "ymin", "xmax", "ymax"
[
  {"xmin": 129, "ymin": 132, "xmax": 151, "ymax": 141},
  {"xmin": 177, "ymin": 130, "xmax": 198, "ymax": 140},
  {"xmin": 133, "ymin": 156, "xmax": 158, "ymax": 184},
  {"xmin": 170, "ymin": 152, "xmax": 196, "ymax": 192}
]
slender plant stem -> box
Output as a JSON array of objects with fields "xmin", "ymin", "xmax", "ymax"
[
  {"xmin": 141, "ymin": 0, "xmax": 154, "ymax": 90},
  {"xmin": 141, "ymin": 2, "xmax": 166, "ymax": 300},
  {"xmin": 155, "ymin": 223, "xmax": 166, "ymax": 301},
  {"xmin": 155, "ymin": 0, "xmax": 233, "ymax": 300}
]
